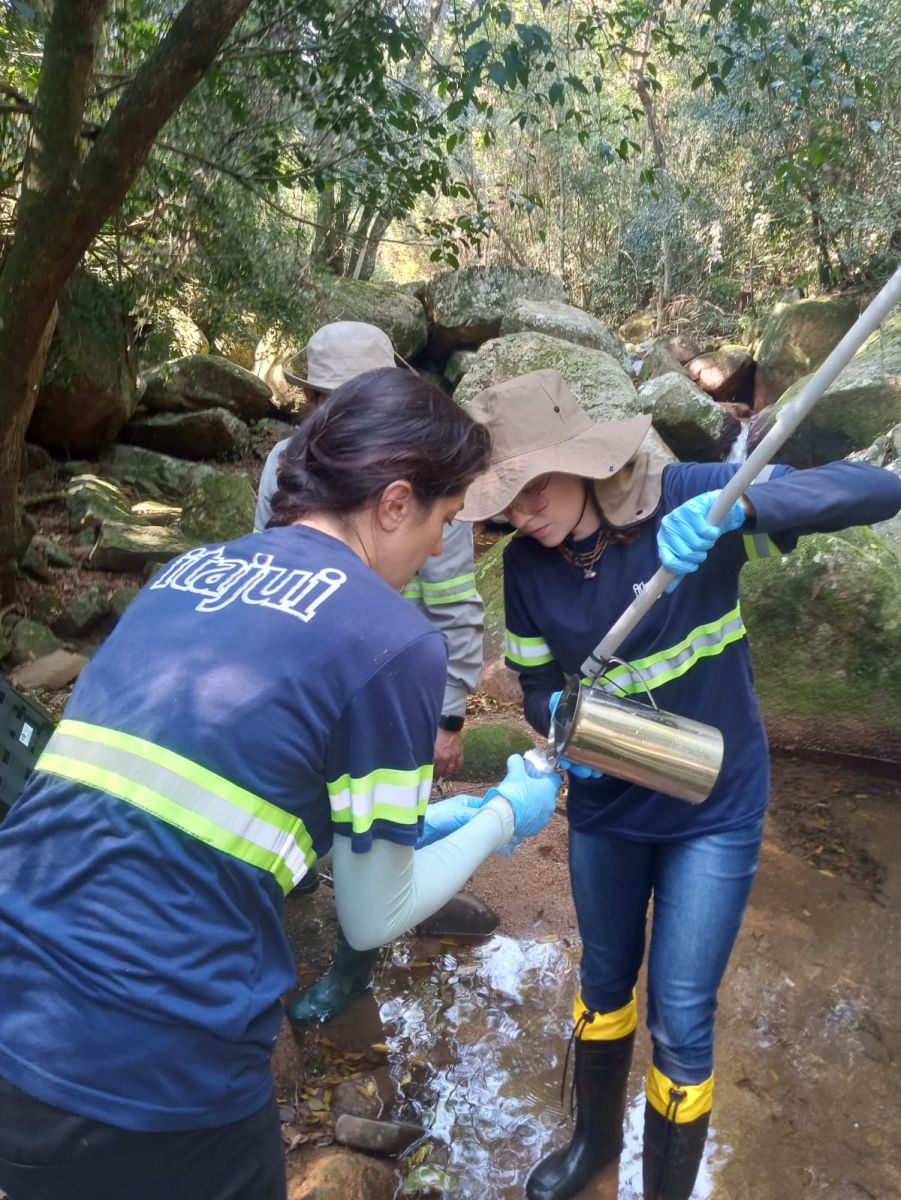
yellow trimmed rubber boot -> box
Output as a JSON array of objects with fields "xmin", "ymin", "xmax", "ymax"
[
  {"xmin": 526, "ymin": 993, "xmax": 636, "ymax": 1200},
  {"xmin": 286, "ymin": 926, "xmax": 380, "ymax": 1027},
  {"xmin": 642, "ymin": 1066, "xmax": 712, "ymax": 1200}
]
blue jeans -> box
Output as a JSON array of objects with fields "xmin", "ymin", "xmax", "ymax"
[{"xmin": 568, "ymin": 818, "xmax": 764, "ymax": 1084}]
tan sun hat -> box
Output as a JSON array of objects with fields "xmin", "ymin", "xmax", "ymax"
[
  {"xmin": 284, "ymin": 321, "xmax": 413, "ymax": 391},
  {"xmin": 460, "ymin": 369, "xmax": 661, "ymax": 527}
]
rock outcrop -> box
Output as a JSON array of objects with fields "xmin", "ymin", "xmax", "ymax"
[
  {"xmin": 425, "ymin": 265, "xmax": 566, "ymax": 357},
  {"xmin": 753, "ymin": 293, "xmax": 860, "ymax": 410}
]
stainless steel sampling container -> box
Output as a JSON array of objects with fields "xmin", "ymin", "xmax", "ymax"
[{"xmin": 552, "ymin": 678, "xmax": 723, "ymax": 805}]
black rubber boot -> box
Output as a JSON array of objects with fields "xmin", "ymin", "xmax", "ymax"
[
  {"xmin": 642, "ymin": 1100, "xmax": 709, "ymax": 1200},
  {"xmin": 286, "ymin": 926, "xmax": 380, "ymax": 1027},
  {"xmin": 526, "ymin": 1031, "xmax": 635, "ymax": 1200}
]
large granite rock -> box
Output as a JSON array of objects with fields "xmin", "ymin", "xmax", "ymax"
[
  {"xmin": 54, "ymin": 587, "xmax": 110, "ymax": 638},
  {"xmin": 178, "ymin": 474, "xmax": 256, "ymax": 544},
  {"xmin": 425, "ymin": 265, "xmax": 567, "ymax": 357},
  {"xmin": 99, "ymin": 444, "xmax": 218, "ymax": 500},
  {"xmin": 742, "ymin": 526, "xmax": 901, "ymax": 760},
  {"xmin": 9, "ymin": 619, "xmax": 61, "ymax": 666},
  {"xmin": 638, "ymin": 339, "xmax": 689, "ymax": 382},
  {"xmin": 753, "ymin": 293, "xmax": 860, "ymax": 410},
  {"xmin": 67, "ymin": 475, "xmax": 134, "ymax": 531},
  {"xmin": 29, "ymin": 273, "xmax": 139, "ymax": 456},
  {"xmin": 685, "ymin": 344, "xmax": 754, "ymax": 404},
  {"xmin": 638, "ymin": 372, "xmax": 740, "ymax": 461},
  {"xmin": 454, "ymin": 331, "xmax": 638, "ymax": 422},
  {"xmin": 142, "ymin": 355, "xmax": 273, "ymax": 422},
  {"xmin": 87, "ymin": 521, "xmax": 191, "ymax": 571},
  {"xmin": 747, "ymin": 317, "xmax": 901, "ymax": 466},
  {"xmin": 123, "ymin": 407, "xmax": 252, "ymax": 460},
  {"xmin": 500, "ymin": 299, "xmax": 630, "ymax": 368}
]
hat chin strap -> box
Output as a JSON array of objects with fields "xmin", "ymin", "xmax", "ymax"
[{"xmin": 565, "ymin": 482, "xmax": 600, "ymax": 542}]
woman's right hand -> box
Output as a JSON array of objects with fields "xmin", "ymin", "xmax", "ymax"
[{"xmin": 493, "ymin": 753, "xmax": 560, "ymax": 839}]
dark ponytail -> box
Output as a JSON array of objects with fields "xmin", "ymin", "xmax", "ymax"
[{"xmin": 268, "ymin": 367, "xmax": 491, "ymax": 525}]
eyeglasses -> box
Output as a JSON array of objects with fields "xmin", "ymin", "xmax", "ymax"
[{"xmin": 504, "ymin": 474, "xmax": 551, "ymax": 518}]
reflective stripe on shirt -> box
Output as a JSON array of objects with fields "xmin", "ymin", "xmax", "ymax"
[
  {"xmin": 36, "ymin": 719, "xmax": 316, "ymax": 894},
  {"xmin": 402, "ymin": 572, "xmax": 479, "ymax": 604},
  {"xmin": 505, "ymin": 630, "xmax": 555, "ymax": 668},
  {"xmin": 327, "ymin": 765, "xmax": 433, "ymax": 835},
  {"xmin": 742, "ymin": 532, "xmax": 783, "ymax": 560},
  {"xmin": 582, "ymin": 604, "xmax": 747, "ymax": 696}
]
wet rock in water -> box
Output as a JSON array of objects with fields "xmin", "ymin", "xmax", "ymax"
[
  {"xmin": 9, "ymin": 619, "xmax": 62, "ymax": 666},
  {"xmin": 415, "ymin": 891, "xmax": 499, "ymax": 938},
  {"xmin": 123, "ymin": 407, "xmax": 252, "ymax": 461},
  {"xmin": 285, "ymin": 1145, "xmax": 397, "ymax": 1200},
  {"xmin": 460, "ymin": 723, "xmax": 535, "ymax": 781},
  {"xmin": 748, "ymin": 316, "xmax": 901, "ymax": 466},
  {"xmin": 67, "ymin": 474, "xmax": 134, "ymax": 532},
  {"xmin": 87, "ymin": 521, "xmax": 191, "ymax": 572},
  {"xmin": 331, "ymin": 1079, "xmax": 382, "ymax": 1121},
  {"xmin": 741, "ymin": 525, "xmax": 901, "ymax": 760},
  {"xmin": 99, "ymin": 444, "xmax": 217, "ymax": 500},
  {"xmin": 426, "ymin": 265, "xmax": 567, "ymax": 357},
  {"xmin": 637, "ymin": 371, "xmax": 740, "ymax": 461},
  {"xmin": 178, "ymin": 474, "xmax": 256, "ymax": 544},
  {"xmin": 9, "ymin": 650, "xmax": 88, "ymax": 691},
  {"xmin": 454, "ymin": 332, "xmax": 637, "ymax": 423},
  {"xmin": 334, "ymin": 1114, "xmax": 426, "ymax": 1157},
  {"xmin": 685, "ymin": 343, "xmax": 754, "ymax": 404},
  {"xmin": 753, "ymin": 292, "xmax": 861, "ymax": 410},
  {"xmin": 500, "ymin": 299, "xmax": 630, "ymax": 369},
  {"xmin": 54, "ymin": 587, "xmax": 109, "ymax": 638},
  {"xmin": 142, "ymin": 354, "xmax": 273, "ymax": 423}
]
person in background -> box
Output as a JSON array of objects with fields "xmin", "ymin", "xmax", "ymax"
[
  {"xmin": 459, "ymin": 368, "xmax": 901, "ymax": 1200},
  {"xmin": 255, "ymin": 321, "xmax": 482, "ymax": 779},
  {"xmin": 0, "ymin": 369, "xmax": 561, "ymax": 1200},
  {"xmin": 255, "ymin": 324, "xmax": 486, "ymax": 1028}
]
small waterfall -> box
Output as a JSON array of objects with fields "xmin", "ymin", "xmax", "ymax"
[{"xmin": 727, "ymin": 420, "xmax": 750, "ymax": 464}]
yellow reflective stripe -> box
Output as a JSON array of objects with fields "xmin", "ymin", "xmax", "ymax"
[
  {"xmin": 419, "ymin": 572, "xmax": 475, "ymax": 593},
  {"xmin": 327, "ymin": 764, "xmax": 433, "ymax": 835},
  {"xmin": 505, "ymin": 630, "xmax": 554, "ymax": 668},
  {"xmin": 574, "ymin": 991, "xmax": 638, "ymax": 1040},
  {"xmin": 582, "ymin": 605, "xmax": 746, "ymax": 696},
  {"xmin": 425, "ymin": 588, "xmax": 479, "ymax": 604},
  {"xmin": 405, "ymin": 573, "xmax": 479, "ymax": 605},
  {"xmin": 401, "ymin": 577, "xmax": 423, "ymax": 600},
  {"xmin": 743, "ymin": 533, "xmax": 783, "ymax": 561},
  {"xmin": 646, "ymin": 1066, "xmax": 714, "ymax": 1123},
  {"xmin": 39, "ymin": 720, "xmax": 315, "ymax": 894}
]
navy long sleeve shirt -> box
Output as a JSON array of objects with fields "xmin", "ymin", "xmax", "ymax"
[{"xmin": 503, "ymin": 461, "xmax": 901, "ymax": 841}]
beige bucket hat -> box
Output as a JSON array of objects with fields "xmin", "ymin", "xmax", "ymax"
[
  {"xmin": 284, "ymin": 321, "xmax": 413, "ymax": 391},
  {"xmin": 460, "ymin": 369, "xmax": 662, "ymax": 528}
]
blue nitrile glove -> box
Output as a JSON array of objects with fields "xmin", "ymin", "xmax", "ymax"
[
  {"xmin": 658, "ymin": 490, "xmax": 746, "ymax": 592},
  {"xmin": 492, "ymin": 753, "xmax": 561, "ymax": 840},
  {"xmin": 548, "ymin": 690, "xmax": 604, "ymax": 779},
  {"xmin": 417, "ymin": 794, "xmax": 486, "ymax": 848}
]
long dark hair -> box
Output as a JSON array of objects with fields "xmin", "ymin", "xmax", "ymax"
[{"xmin": 269, "ymin": 368, "xmax": 491, "ymax": 525}]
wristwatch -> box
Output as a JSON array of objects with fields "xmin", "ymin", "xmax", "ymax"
[{"xmin": 438, "ymin": 714, "xmax": 465, "ymax": 733}]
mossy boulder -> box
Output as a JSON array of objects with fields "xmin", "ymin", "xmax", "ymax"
[
  {"xmin": 459, "ymin": 722, "xmax": 534, "ymax": 781},
  {"xmin": 425, "ymin": 265, "xmax": 567, "ymax": 357},
  {"xmin": 99, "ymin": 444, "xmax": 217, "ymax": 500},
  {"xmin": 454, "ymin": 331, "xmax": 638, "ymax": 423},
  {"xmin": 619, "ymin": 311, "xmax": 658, "ymax": 342},
  {"xmin": 287, "ymin": 277, "xmax": 428, "ymax": 361},
  {"xmin": 142, "ymin": 355, "xmax": 273, "ymax": 423},
  {"xmin": 67, "ymin": 475, "xmax": 134, "ymax": 531},
  {"xmin": 445, "ymin": 348, "xmax": 477, "ymax": 388},
  {"xmin": 637, "ymin": 372, "xmax": 740, "ymax": 462},
  {"xmin": 178, "ymin": 474, "xmax": 256, "ymax": 544},
  {"xmin": 123, "ymin": 407, "xmax": 252, "ymax": 460},
  {"xmin": 88, "ymin": 522, "xmax": 192, "ymax": 572},
  {"xmin": 109, "ymin": 586, "xmax": 141, "ymax": 619},
  {"xmin": 500, "ymin": 299, "xmax": 630, "ymax": 368},
  {"xmin": 54, "ymin": 587, "xmax": 110, "ymax": 638},
  {"xmin": 638, "ymin": 339, "xmax": 688, "ymax": 382},
  {"xmin": 29, "ymin": 272, "xmax": 139, "ymax": 456},
  {"xmin": 748, "ymin": 319, "xmax": 901, "ymax": 466},
  {"xmin": 741, "ymin": 526, "xmax": 901, "ymax": 759},
  {"xmin": 753, "ymin": 293, "xmax": 861, "ymax": 410},
  {"xmin": 9, "ymin": 619, "xmax": 62, "ymax": 666}
]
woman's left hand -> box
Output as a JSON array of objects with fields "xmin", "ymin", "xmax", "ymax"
[
  {"xmin": 658, "ymin": 490, "xmax": 747, "ymax": 591},
  {"xmin": 417, "ymin": 794, "xmax": 485, "ymax": 848}
]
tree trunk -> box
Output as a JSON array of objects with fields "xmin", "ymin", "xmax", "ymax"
[
  {"xmin": 808, "ymin": 184, "xmax": 832, "ymax": 288},
  {"xmin": 0, "ymin": 0, "xmax": 252, "ymax": 601}
]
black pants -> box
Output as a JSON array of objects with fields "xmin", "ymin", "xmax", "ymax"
[{"xmin": 0, "ymin": 1075, "xmax": 287, "ymax": 1200}]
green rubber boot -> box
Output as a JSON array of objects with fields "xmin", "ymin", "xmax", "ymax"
[{"xmin": 287, "ymin": 926, "xmax": 380, "ymax": 1027}]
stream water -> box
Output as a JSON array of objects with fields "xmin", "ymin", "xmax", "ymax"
[{"xmin": 293, "ymin": 751, "xmax": 900, "ymax": 1199}]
